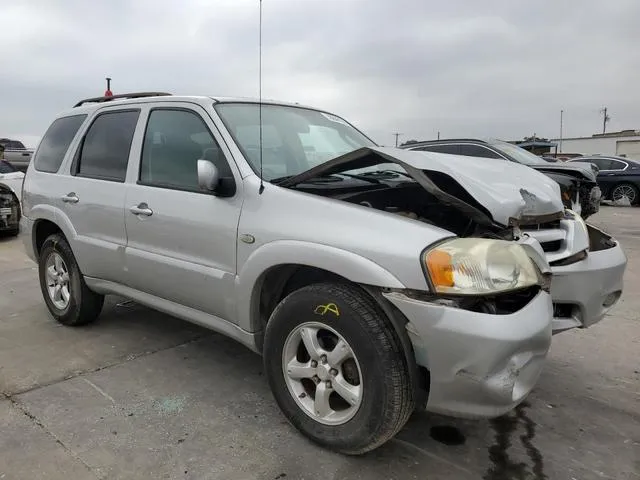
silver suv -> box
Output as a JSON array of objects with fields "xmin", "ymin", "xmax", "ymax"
[{"xmin": 21, "ymin": 93, "xmax": 625, "ymax": 454}]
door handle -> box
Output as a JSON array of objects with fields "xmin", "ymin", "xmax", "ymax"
[
  {"xmin": 61, "ymin": 193, "xmax": 79, "ymax": 203},
  {"xmin": 130, "ymin": 203, "xmax": 153, "ymax": 216}
]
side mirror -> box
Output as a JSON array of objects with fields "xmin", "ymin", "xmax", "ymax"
[{"xmin": 197, "ymin": 159, "xmax": 220, "ymax": 193}]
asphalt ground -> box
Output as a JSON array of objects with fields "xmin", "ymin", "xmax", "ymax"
[{"xmin": 1, "ymin": 206, "xmax": 638, "ymax": 480}]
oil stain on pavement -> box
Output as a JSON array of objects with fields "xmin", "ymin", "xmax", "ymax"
[{"xmin": 484, "ymin": 401, "xmax": 547, "ymax": 480}]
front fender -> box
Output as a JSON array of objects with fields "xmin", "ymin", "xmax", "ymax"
[{"xmin": 235, "ymin": 240, "xmax": 406, "ymax": 332}]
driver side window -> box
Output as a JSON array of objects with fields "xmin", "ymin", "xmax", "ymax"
[{"xmin": 140, "ymin": 109, "xmax": 232, "ymax": 191}]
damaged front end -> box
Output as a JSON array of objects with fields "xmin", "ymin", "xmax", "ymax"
[
  {"xmin": 280, "ymin": 146, "xmax": 565, "ymax": 239},
  {"xmin": 279, "ymin": 146, "xmax": 625, "ymax": 333}
]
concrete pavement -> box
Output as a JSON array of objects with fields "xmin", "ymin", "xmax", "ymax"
[{"xmin": 1, "ymin": 206, "xmax": 638, "ymax": 479}]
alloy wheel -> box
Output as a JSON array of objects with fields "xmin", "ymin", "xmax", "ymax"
[
  {"xmin": 282, "ymin": 322, "xmax": 363, "ymax": 425},
  {"xmin": 45, "ymin": 252, "xmax": 71, "ymax": 310}
]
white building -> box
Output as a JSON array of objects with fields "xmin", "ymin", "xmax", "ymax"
[{"xmin": 551, "ymin": 130, "xmax": 640, "ymax": 159}]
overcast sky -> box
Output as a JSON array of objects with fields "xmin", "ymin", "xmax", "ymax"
[{"xmin": 3, "ymin": 0, "xmax": 639, "ymax": 148}]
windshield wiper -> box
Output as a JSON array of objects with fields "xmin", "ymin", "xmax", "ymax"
[
  {"xmin": 272, "ymin": 173, "xmax": 381, "ymax": 185},
  {"xmin": 360, "ymin": 169, "xmax": 413, "ymax": 179},
  {"xmin": 338, "ymin": 173, "xmax": 381, "ymax": 184}
]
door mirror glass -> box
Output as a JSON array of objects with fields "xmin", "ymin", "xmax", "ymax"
[{"xmin": 197, "ymin": 159, "xmax": 220, "ymax": 193}]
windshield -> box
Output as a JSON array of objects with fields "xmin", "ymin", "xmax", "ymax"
[
  {"xmin": 214, "ymin": 103, "xmax": 376, "ymax": 181},
  {"xmin": 488, "ymin": 140, "xmax": 548, "ymax": 166},
  {"xmin": 0, "ymin": 160, "xmax": 17, "ymax": 174}
]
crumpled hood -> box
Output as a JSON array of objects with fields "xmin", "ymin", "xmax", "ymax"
[
  {"xmin": 0, "ymin": 171, "xmax": 25, "ymax": 199},
  {"xmin": 280, "ymin": 146, "xmax": 564, "ymax": 226}
]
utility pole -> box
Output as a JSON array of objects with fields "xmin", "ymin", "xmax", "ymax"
[
  {"xmin": 437, "ymin": 131, "xmax": 440, "ymax": 140},
  {"xmin": 559, "ymin": 109, "xmax": 563, "ymax": 153},
  {"xmin": 600, "ymin": 107, "xmax": 610, "ymax": 134},
  {"xmin": 393, "ymin": 132, "xmax": 402, "ymax": 147}
]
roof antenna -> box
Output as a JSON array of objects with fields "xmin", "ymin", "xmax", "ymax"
[
  {"xmin": 104, "ymin": 77, "xmax": 113, "ymax": 97},
  {"xmin": 258, "ymin": 0, "xmax": 265, "ymax": 194}
]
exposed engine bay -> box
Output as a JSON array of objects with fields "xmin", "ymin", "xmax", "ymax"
[
  {"xmin": 279, "ymin": 146, "xmax": 566, "ymax": 232},
  {"xmin": 290, "ymin": 175, "xmax": 519, "ymax": 240}
]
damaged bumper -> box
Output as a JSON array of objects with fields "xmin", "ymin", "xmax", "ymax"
[
  {"xmin": 524, "ymin": 219, "xmax": 626, "ymax": 333},
  {"xmin": 383, "ymin": 290, "xmax": 552, "ymax": 419},
  {"xmin": 548, "ymin": 225, "xmax": 626, "ymax": 333}
]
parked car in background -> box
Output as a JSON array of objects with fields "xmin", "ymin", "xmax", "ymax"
[
  {"xmin": 567, "ymin": 155, "xmax": 640, "ymax": 205},
  {"xmin": 20, "ymin": 92, "xmax": 626, "ymax": 454},
  {"xmin": 0, "ymin": 159, "xmax": 23, "ymax": 236},
  {"xmin": 402, "ymin": 139, "xmax": 602, "ymax": 219},
  {"xmin": 0, "ymin": 138, "xmax": 34, "ymax": 172}
]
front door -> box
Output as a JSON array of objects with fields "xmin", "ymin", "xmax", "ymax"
[{"xmin": 124, "ymin": 104, "xmax": 243, "ymax": 322}]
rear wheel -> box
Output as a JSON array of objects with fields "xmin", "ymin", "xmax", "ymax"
[
  {"xmin": 263, "ymin": 282, "xmax": 414, "ymax": 454},
  {"xmin": 38, "ymin": 234, "xmax": 104, "ymax": 326},
  {"xmin": 611, "ymin": 183, "xmax": 639, "ymax": 205}
]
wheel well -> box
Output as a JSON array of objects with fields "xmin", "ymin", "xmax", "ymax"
[
  {"xmin": 34, "ymin": 220, "xmax": 63, "ymax": 256},
  {"xmin": 254, "ymin": 263, "xmax": 429, "ymax": 406},
  {"xmin": 256, "ymin": 265, "xmax": 344, "ymax": 331}
]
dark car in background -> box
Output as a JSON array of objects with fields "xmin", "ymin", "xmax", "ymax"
[
  {"xmin": 568, "ymin": 155, "xmax": 640, "ymax": 205},
  {"xmin": 402, "ymin": 139, "xmax": 602, "ymax": 219},
  {"xmin": 0, "ymin": 159, "xmax": 22, "ymax": 236}
]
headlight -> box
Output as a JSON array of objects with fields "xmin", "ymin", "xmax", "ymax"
[{"xmin": 423, "ymin": 238, "xmax": 541, "ymax": 295}]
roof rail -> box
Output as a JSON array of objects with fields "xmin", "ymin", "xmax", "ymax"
[{"xmin": 73, "ymin": 92, "xmax": 172, "ymax": 108}]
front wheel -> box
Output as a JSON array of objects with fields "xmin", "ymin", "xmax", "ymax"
[
  {"xmin": 38, "ymin": 233, "xmax": 104, "ymax": 326},
  {"xmin": 263, "ymin": 282, "xmax": 414, "ymax": 454}
]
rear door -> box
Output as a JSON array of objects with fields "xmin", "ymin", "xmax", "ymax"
[
  {"xmin": 55, "ymin": 108, "xmax": 141, "ymax": 282},
  {"xmin": 123, "ymin": 103, "xmax": 243, "ymax": 321}
]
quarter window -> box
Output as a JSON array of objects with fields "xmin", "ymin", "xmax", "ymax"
[
  {"xmin": 77, "ymin": 110, "xmax": 139, "ymax": 182},
  {"xmin": 140, "ymin": 109, "xmax": 232, "ymax": 191},
  {"xmin": 34, "ymin": 114, "xmax": 87, "ymax": 173},
  {"xmin": 608, "ymin": 160, "xmax": 627, "ymax": 171}
]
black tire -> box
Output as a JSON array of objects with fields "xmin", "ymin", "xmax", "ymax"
[
  {"xmin": 38, "ymin": 233, "xmax": 104, "ymax": 326},
  {"xmin": 263, "ymin": 282, "xmax": 414, "ymax": 454},
  {"xmin": 610, "ymin": 183, "xmax": 639, "ymax": 205}
]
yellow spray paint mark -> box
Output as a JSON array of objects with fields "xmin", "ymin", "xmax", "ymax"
[{"xmin": 314, "ymin": 303, "xmax": 340, "ymax": 317}]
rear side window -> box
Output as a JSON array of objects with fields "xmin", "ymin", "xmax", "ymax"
[
  {"xmin": 34, "ymin": 114, "xmax": 87, "ymax": 173},
  {"xmin": 458, "ymin": 144, "xmax": 503, "ymax": 159},
  {"xmin": 585, "ymin": 158, "xmax": 613, "ymax": 170},
  {"xmin": 413, "ymin": 144, "xmax": 460, "ymax": 155},
  {"xmin": 76, "ymin": 110, "xmax": 140, "ymax": 182}
]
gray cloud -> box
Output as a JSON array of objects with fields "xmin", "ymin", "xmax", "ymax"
[{"xmin": 2, "ymin": 0, "xmax": 639, "ymax": 147}]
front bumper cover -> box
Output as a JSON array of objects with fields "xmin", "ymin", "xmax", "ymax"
[
  {"xmin": 548, "ymin": 225, "xmax": 626, "ymax": 333},
  {"xmin": 524, "ymin": 219, "xmax": 626, "ymax": 333},
  {"xmin": 383, "ymin": 290, "xmax": 552, "ymax": 419}
]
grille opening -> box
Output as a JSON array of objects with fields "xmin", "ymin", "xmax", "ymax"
[
  {"xmin": 540, "ymin": 240, "xmax": 562, "ymax": 252},
  {"xmin": 553, "ymin": 303, "xmax": 575, "ymax": 319}
]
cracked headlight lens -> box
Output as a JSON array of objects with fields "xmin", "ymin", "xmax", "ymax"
[{"xmin": 423, "ymin": 238, "xmax": 541, "ymax": 295}]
